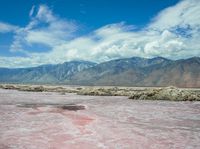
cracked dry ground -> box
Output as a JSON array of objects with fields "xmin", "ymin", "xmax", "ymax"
[{"xmin": 0, "ymin": 89, "xmax": 200, "ymax": 149}]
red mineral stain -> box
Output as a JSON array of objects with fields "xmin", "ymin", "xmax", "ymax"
[
  {"xmin": 49, "ymin": 134, "xmax": 74, "ymax": 146},
  {"xmin": 28, "ymin": 111, "xmax": 43, "ymax": 115},
  {"xmin": 67, "ymin": 113, "xmax": 94, "ymax": 126},
  {"xmin": 74, "ymin": 116, "xmax": 94, "ymax": 126}
]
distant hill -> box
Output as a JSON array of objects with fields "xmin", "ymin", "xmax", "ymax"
[
  {"xmin": 0, "ymin": 61, "xmax": 96, "ymax": 84},
  {"xmin": 69, "ymin": 57, "xmax": 200, "ymax": 87},
  {"xmin": 0, "ymin": 57, "xmax": 199, "ymax": 87}
]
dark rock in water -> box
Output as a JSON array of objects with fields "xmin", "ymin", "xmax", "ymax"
[
  {"xmin": 17, "ymin": 103, "xmax": 85, "ymax": 111},
  {"xmin": 58, "ymin": 104, "xmax": 85, "ymax": 111}
]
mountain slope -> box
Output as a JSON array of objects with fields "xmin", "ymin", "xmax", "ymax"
[
  {"xmin": 0, "ymin": 57, "xmax": 199, "ymax": 87},
  {"xmin": 70, "ymin": 57, "xmax": 200, "ymax": 87},
  {"xmin": 0, "ymin": 61, "xmax": 96, "ymax": 84}
]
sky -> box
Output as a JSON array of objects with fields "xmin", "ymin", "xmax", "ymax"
[{"xmin": 0, "ymin": 0, "xmax": 200, "ymax": 68}]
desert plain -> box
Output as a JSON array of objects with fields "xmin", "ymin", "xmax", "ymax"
[{"xmin": 0, "ymin": 84, "xmax": 200, "ymax": 149}]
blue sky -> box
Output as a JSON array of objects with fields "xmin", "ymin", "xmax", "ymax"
[{"xmin": 0, "ymin": 0, "xmax": 200, "ymax": 67}]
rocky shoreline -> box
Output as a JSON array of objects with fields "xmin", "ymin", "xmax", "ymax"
[
  {"xmin": 129, "ymin": 86, "xmax": 200, "ymax": 101},
  {"xmin": 0, "ymin": 84, "xmax": 199, "ymax": 101}
]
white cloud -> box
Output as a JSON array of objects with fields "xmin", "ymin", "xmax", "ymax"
[
  {"xmin": 29, "ymin": 5, "xmax": 35, "ymax": 17},
  {"xmin": 10, "ymin": 5, "xmax": 78, "ymax": 52},
  {"xmin": 0, "ymin": 0, "xmax": 200, "ymax": 68},
  {"xmin": 0, "ymin": 22, "xmax": 18, "ymax": 33},
  {"xmin": 149, "ymin": 0, "xmax": 200, "ymax": 30}
]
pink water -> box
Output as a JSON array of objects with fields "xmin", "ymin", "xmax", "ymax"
[{"xmin": 0, "ymin": 89, "xmax": 200, "ymax": 149}]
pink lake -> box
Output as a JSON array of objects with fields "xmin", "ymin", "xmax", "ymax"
[{"xmin": 0, "ymin": 89, "xmax": 200, "ymax": 149}]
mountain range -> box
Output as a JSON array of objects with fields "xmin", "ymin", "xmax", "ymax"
[{"xmin": 0, "ymin": 57, "xmax": 199, "ymax": 87}]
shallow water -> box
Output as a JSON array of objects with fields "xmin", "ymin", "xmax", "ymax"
[{"xmin": 0, "ymin": 89, "xmax": 200, "ymax": 149}]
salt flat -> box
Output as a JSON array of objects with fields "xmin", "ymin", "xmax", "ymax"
[{"xmin": 0, "ymin": 89, "xmax": 200, "ymax": 149}]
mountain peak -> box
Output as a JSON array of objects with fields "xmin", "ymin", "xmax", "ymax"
[
  {"xmin": 182, "ymin": 57, "xmax": 200, "ymax": 64},
  {"xmin": 150, "ymin": 56, "xmax": 170, "ymax": 61}
]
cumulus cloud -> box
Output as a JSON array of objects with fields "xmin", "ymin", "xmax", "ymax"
[{"xmin": 0, "ymin": 0, "xmax": 200, "ymax": 67}]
